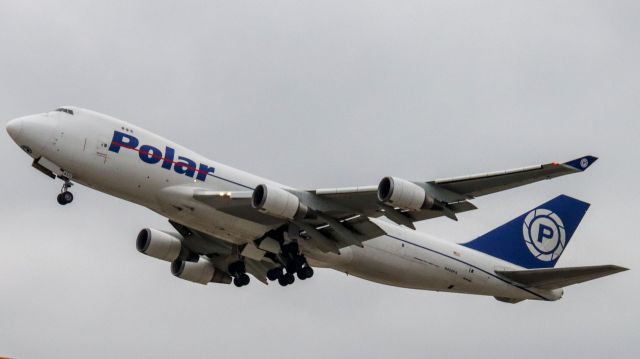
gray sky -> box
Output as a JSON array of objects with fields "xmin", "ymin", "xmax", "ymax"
[{"xmin": 0, "ymin": 1, "xmax": 638, "ymax": 358}]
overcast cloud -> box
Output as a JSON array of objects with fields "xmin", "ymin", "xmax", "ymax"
[{"xmin": 0, "ymin": 1, "xmax": 638, "ymax": 358}]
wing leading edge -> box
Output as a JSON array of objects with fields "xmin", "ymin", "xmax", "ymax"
[{"xmin": 433, "ymin": 155, "xmax": 598, "ymax": 198}]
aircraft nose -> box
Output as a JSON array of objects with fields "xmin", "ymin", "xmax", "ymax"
[
  {"xmin": 6, "ymin": 114, "xmax": 57, "ymax": 156},
  {"xmin": 5, "ymin": 117, "xmax": 23, "ymax": 140}
]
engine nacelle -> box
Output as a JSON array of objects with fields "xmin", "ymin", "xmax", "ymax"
[
  {"xmin": 171, "ymin": 257, "xmax": 232, "ymax": 285},
  {"xmin": 136, "ymin": 228, "xmax": 182, "ymax": 262},
  {"xmin": 251, "ymin": 184, "xmax": 308, "ymax": 219},
  {"xmin": 377, "ymin": 176, "xmax": 436, "ymax": 210}
]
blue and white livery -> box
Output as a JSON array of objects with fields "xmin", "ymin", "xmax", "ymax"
[{"xmin": 5, "ymin": 107, "xmax": 627, "ymax": 303}]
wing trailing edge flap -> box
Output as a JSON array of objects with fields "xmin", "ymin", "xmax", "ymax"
[
  {"xmin": 292, "ymin": 214, "xmax": 387, "ymax": 254},
  {"xmin": 169, "ymin": 220, "xmax": 234, "ymax": 255},
  {"xmin": 495, "ymin": 265, "xmax": 628, "ymax": 290},
  {"xmin": 294, "ymin": 221, "xmax": 341, "ymax": 254},
  {"xmin": 170, "ymin": 220, "xmax": 277, "ymax": 285}
]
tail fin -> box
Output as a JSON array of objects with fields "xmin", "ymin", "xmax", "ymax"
[{"xmin": 462, "ymin": 195, "xmax": 590, "ymax": 268}]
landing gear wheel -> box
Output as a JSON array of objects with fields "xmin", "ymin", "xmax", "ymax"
[
  {"xmin": 57, "ymin": 191, "xmax": 73, "ymax": 205},
  {"xmin": 278, "ymin": 276, "xmax": 289, "ymax": 287},
  {"xmin": 297, "ymin": 266, "xmax": 314, "ymax": 280},
  {"xmin": 267, "ymin": 267, "xmax": 283, "ymax": 281},
  {"xmin": 239, "ymin": 273, "xmax": 250, "ymax": 286},
  {"xmin": 284, "ymin": 272, "xmax": 295, "ymax": 285},
  {"xmin": 57, "ymin": 179, "xmax": 74, "ymax": 205},
  {"xmin": 233, "ymin": 273, "xmax": 250, "ymax": 287},
  {"xmin": 62, "ymin": 191, "xmax": 73, "ymax": 204}
]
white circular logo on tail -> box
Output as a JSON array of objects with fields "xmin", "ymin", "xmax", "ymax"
[
  {"xmin": 580, "ymin": 158, "xmax": 589, "ymax": 168},
  {"xmin": 522, "ymin": 209, "xmax": 566, "ymax": 261}
]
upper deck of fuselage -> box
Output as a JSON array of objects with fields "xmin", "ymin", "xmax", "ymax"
[{"xmin": 51, "ymin": 106, "xmax": 288, "ymax": 190}]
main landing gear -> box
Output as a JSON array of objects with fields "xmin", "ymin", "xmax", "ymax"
[
  {"xmin": 230, "ymin": 228, "xmax": 315, "ymax": 289},
  {"xmin": 266, "ymin": 242, "xmax": 314, "ymax": 287},
  {"xmin": 56, "ymin": 180, "xmax": 74, "ymax": 205},
  {"xmin": 229, "ymin": 261, "xmax": 250, "ymax": 287}
]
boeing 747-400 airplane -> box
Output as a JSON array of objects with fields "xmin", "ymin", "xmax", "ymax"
[{"xmin": 5, "ymin": 106, "xmax": 627, "ymax": 303}]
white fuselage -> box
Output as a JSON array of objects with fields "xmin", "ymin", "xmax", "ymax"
[{"xmin": 6, "ymin": 108, "xmax": 562, "ymax": 301}]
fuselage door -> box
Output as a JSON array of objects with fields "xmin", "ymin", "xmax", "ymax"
[{"xmin": 96, "ymin": 136, "xmax": 110, "ymax": 163}]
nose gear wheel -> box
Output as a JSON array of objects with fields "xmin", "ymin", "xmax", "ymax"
[{"xmin": 57, "ymin": 180, "xmax": 74, "ymax": 205}]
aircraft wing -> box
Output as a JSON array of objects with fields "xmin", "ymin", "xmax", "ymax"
[
  {"xmin": 193, "ymin": 189, "xmax": 387, "ymax": 253},
  {"xmin": 429, "ymin": 155, "xmax": 598, "ymax": 198},
  {"xmin": 192, "ymin": 155, "xmax": 597, "ymax": 254},
  {"xmin": 313, "ymin": 155, "xmax": 597, "ymax": 226}
]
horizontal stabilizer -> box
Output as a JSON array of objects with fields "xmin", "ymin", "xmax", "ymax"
[{"xmin": 496, "ymin": 265, "xmax": 628, "ymax": 290}]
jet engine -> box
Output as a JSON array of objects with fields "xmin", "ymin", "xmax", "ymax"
[
  {"xmin": 171, "ymin": 257, "xmax": 232, "ymax": 285},
  {"xmin": 136, "ymin": 228, "xmax": 182, "ymax": 262},
  {"xmin": 377, "ymin": 176, "xmax": 436, "ymax": 210},
  {"xmin": 251, "ymin": 184, "xmax": 308, "ymax": 219}
]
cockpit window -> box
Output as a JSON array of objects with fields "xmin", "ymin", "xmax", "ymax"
[{"xmin": 55, "ymin": 108, "xmax": 74, "ymax": 115}]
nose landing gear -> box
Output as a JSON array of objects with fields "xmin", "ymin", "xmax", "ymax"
[{"xmin": 57, "ymin": 180, "xmax": 74, "ymax": 205}]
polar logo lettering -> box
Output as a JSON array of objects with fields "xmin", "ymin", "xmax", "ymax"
[
  {"xmin": 108, "ymin": 131, "xmax": 215, "ymax": 181},
  {"xmin": 522, "ymin": 208, "xmax": 566, "ymax": 262}
]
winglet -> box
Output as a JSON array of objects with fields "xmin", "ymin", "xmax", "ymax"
[{"xmin": 563, "ymin": 155, "xmax": 598, "ymax": 172}]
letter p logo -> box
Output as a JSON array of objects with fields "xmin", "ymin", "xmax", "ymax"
[
  {"xmin": 536, "ymin": 224, "xmax": 554, "ymax": 244},
  {"xmin": 108, "ymin": 131, "xmax": 139, "ymax": 153},
  {"xmin": 523, "ymin": 209, "xmax": 566, "ymax": 261}
]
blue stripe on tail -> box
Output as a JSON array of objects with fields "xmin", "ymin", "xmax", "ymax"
[{"xmin": 462, "ymin": 195, "xmax": 590, "ymax": 268}]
